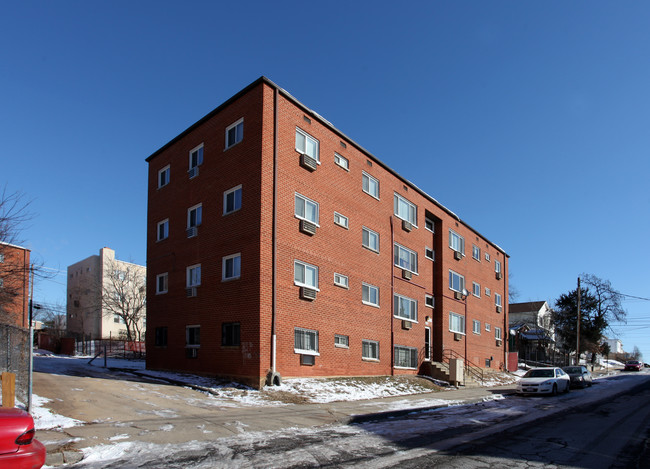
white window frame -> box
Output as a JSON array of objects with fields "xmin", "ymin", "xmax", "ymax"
[
  {"xmin": 295, "ymin": 127, "xmax": 320, "ymax": 162},
  {"xmin": 157, "ymin": 219, "xmax": 169, "ymax": 241},
  {"xmin": 294, "ymin": 260, "xmax": 319, "ymax": 290},
  {"xmin": 472, "ymin": 282, "xmax": 481, "ymax": 298},
  {"xmin": 334, "ymin": 212, "xmax": 349, "ymax": 229},
  {"xmin": 393, "ymin": 293, "xmax": 417, "ymax": 321},
  {"xmin": 334, "ymin": 273, "xmax": 349, "ymax": 289},
  {"xmin": 295, "ymin": 193, "xmax": 319, "ymax": 225},
  {"xmin": 187, "ymin": 203, "xmax": 202, "ymax": 229},
  {"xmin": 362, "ymin": 283, "xmax": 379, "ymax": 307},
  {"xmin": 425, "ymin": 294, "xmax": 435, "ymax": 308},
  {"xmin": 156, "ymin": 273, "xmax": 168, "ymax": 294},
  {"xmin": 485, "ymin": 323, "xmax": 491, "ymax": 332},
  {"xmin": 425, "ymin": 247, "xmax": 434, "ymax": 261},
  {"xmin": 294, "ymin": 327, "xmax": 319, "ymax": 355},
  {"xmin": 485, "ymin": 252, "xmax": 491, "ymax": 262},
  {"xmin": 425, "ymin": 217, "xmax": 435, "ymax": 233},
  {"xmin": 449, "ymin": 312, "xmax": 465, "ymax": 334},
  {"xmin": 223, "ymin": 185, "xmax": 242, "ymax": 215},
  {"xmin": 225, "ymin": 118, "xmax": 244, "ymax": 149},
  {"xmin": 189, "ymin": 143, "xmax": 204, "ymax": 170},
  {"xmin": 473, "ymin": 319, "xmax": 481, "ymax": 335},
  {"xmin": 186, "ymin": 325, "xmax": 200, "ymax": 348},
  {"xmin": 222, "ymin": 253, "xmax": 241, "ymax": 281},
  {"xmin": 472, "ymin": 245, "xmax": 481, "ymax": 261},
  {"xmin": 495, "ymin": 293, "xmax": 502, "ymax": 307},
  {"xmin": 362, "ymin": 339, "xmax": 379, "ymax": 361},
  {"xmin": 485, "ymin": 287, "xmax": 491, "ymax": 297},
  {"xmin": 334, "ymin": 334, "xmax": 349, "ymax": 348},
  {"xmin": 495, "ymin": 259, "xmax": 502, "ymax": 274},
  {"xmin": 362, "ymin": 171, "xmax": 379, "ymax": 199},
  {"xmin": 186, "ymin": 264, "xmax": 201, "ymax": 287},
  {"xmin": 362, "ymin": 227, "xmax": 380, "ymax": 253},
  {"xmin": 394, "ymin": 193, "xmax": 417, "ymax": 226},
  {"xmin": 394, "ymin": 345, "xmax": 418, "ymax": 369},
  {"xmin": 495, "ymin": 327, "xmax": 502, "ymax": 340},
  {"xmin": 158, "ymin": 165, "xmax": 170, "ymax": 188},
  {"xmin": 334, "ymin": 153, "xmax": 349, "ymax": 171},
  {"xmin": 449, "ymin": 229, "xmax": 465, "ymax": 255},
  {"xmin": 394, "ymin": 243, "xmax": 418, "ymax": 273},
  {"xmin": 448, "ymin": 269, "xmax": 465, "ymax": 293}
]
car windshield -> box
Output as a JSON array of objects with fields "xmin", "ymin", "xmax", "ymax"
[
  {"xmin": 628, "ymin": 361, "xmax": 639, "ymax": 365},
  {"xmin": 563, "ymin": 367, "xmax": 582, "ymax": 373},
  {"xmin": 525, "ymin": 369, "xmax": 554, "ymax": 378}
]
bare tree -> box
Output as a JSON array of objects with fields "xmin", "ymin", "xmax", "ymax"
[{"xmin": 100, "ymin": 258, "xmax": 146, "ymax": 344}]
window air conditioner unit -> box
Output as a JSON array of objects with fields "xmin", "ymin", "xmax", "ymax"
[
  {"xmin": 496, "ymin": 339, "xmax": 502, "ymax": 347},
  {"xmin": 402, "ymin": 220, "xmax": 413, "ymax": 232},
  {"xmin": 300, "ymin": 287, "xmax": 317, "ymax": 301},
  {"xmin": 186, "ymin": 348, "xmax": 198, "ymax": 358},
  {"xmin": 402, "ymin": 269, "xmax": 412, "ymax": 280},
  {"xmin": 188, "ymin": 166, "xmax": 199, "ymax": 179},
  {"xmin": 496, "ymin": 305, "xmax": 503, "ymax": 313},
  {"xmin": 496, "ymin": 272, "xmax": 503, "ymax": 280},
  {"xmin": 300, "ymin": 354, "xmax": 315, "ymax": 366},
  {"xmin": 402, "ymin": 320, "xmax": 412, "ymax": 330},
  {"xmin": 300, "ymin": 219, "xmax": 317, "ymax": 236},
  {"xmin": 186, "ymin": 287, "xmax": 197, "ymax": 298},
  {"xmin": 454, "ymin": 333, "xmax": 462, "ymax": 341},
  {"xmin": 454, "ymin": 291, "xmax": 463, "ymax": 300},
  {"xmin": 300, "ymin": 153, "xmax": 318, "ymax": 171},
  {"xmin": 454, "ymin": 250, "xmax": 462, "ymax": 261},
  {"xmin": 186, "ymin": 227, "xmax": 198, "ymax": 238}
]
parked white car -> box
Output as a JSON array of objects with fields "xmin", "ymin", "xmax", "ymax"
[{"xmin": 516, "ymin": 367, "xmax": 571, "ymax": 396}]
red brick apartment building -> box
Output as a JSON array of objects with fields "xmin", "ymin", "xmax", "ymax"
[
  {"xmin": 0, "ymin": 242, "xmax": 31, "ymax": 328},
  {"xmin": 146, "ymin": 77, "xmax": 509, "ymax": 388}
]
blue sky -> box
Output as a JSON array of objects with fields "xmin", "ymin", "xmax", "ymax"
[{"xmin": 2, "ymin": 2, "xmax": 648, "ymax": 358}]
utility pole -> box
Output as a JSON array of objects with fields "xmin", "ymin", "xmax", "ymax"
[{"xmin": 576, "ymin": 277, "xmax": 581, "ymax": 366}]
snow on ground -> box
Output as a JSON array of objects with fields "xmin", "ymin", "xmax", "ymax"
[{"xmin": 31, "ymin": 394, "xmax": 84, "ymax": 430}]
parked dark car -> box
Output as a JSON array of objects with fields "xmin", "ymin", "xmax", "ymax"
[
  {"xmin": 624, "ymin": 360, "xmax": 643, "ymax": 371},
  {"xmin": 562, "ymin": 366, "xmax": 593, "ymax": 388},
  {"xmin": 0, "ymin": 408, "xmax": 46, "ymax": 469}
]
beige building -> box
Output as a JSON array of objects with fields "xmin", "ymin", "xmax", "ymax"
[{"xmin": 67, "ymin": 247, "xmax": 146, "ymax": 340}]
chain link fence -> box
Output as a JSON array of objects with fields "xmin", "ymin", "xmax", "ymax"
[{"xmin": 0, "ymin": 324, "xmax": 29, "ymax": 405}]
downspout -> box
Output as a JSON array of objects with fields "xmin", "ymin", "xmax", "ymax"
[
  {"xmin": 270, "ymin": 87, "xmax": 279, "ymax": 378},
  {"xmin": 390, "ymin": 216, "xmax": 394, "ymax": 375}
]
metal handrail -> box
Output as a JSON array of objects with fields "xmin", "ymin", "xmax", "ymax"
[{"xmin": 442, "ymin": 349, "xmax": 485, "ymax": 384}]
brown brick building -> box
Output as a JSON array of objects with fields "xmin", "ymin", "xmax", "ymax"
[
  {"xmin": 145, "ymin": 77, "xmax": 509, "ymax": 388},
  {"xmin": 0, "ymin": 242, "xmax": 31, "ymax": 328}
]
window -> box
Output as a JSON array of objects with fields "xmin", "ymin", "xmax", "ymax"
[
  {"xmin": 394, "ymin": 345, "xmax": 418, "ymax": 369},
  {"xmin": 425, "ymin": 247, "xmax": 434, "ymax": 261},
  {"xmin": 294, "ymin": 260, "xmax": 319, "ymax": 289},
  {"xmin": 295, "ymin": 328, "xmax": 319, "ymax": 355},
  {"xmin": 187, "ymin": 204, "xmax": 202, "ymax": 229},
  {"xmin": 448, "ymin": 270, "xmax": 465, "ymax": 293},
  {"xmin": 334, "ymin": 273, "xmax": 349, "ymax": 289},
  {"xmin": 295, "ymin": 193, "xmax": 319, "ymax": 224},
  {"xmin": 186, "ymin": 325, "xmax": 200, "ymax": 348},
  {"xmin": 425, "ymin": 294, "xmax": 434, "ymax": 308},
  {"xmin": 425, "ymin": 217, "xmax": 435, "ymax": 232},
  {"xmin": 472, "ymin": 245, "xmax": 481, "ymax": 261},
  {"xmin": 449, "ymin": 312, "xmax": 465, "ymax": 334},
  {"xmin": 362, "ymin": 283, "xmax": 379, "ymax": 307},
  {"xmin": 495, "ymin": 293, "xmax": 502, "ymax": 307},
  {"xmin": 154, "ymin": 327, "xmax": 167, "ymax": 346},
  {"xmin": 394, "ymin": 294, "xmax": 417, "ymax": 321},
  {"xmin": 485, "ymin": 287, "xmax": 491, "ymax": 297},
  {"xmin": 472, "ymin": 282, "xmax": 481, "ymax": 297},
  {"xmin": 187, "ymin": 264, "xmax": 201, "ymax": 287},
  {"xmin": 158, "ymin": 165, "xmax": 170, "ymax": 188},
  {"xmin": 334, "ymin": 153, "xmax": 349, "ymax": 170},
  {"xmin": 473, "ymin": 320, "xmax": 481, "ymax": 334},
  {"xmin": 0, "ymin": 253, "xmax": 4, "ymax": 263},
  {"xmin": 449, "ymin": 230, "xmax": 465, "ymax": 255},
  {"xmin": 362, "ymin": 172, "xmax": 379, "ymax": 199},
  {"xmin": 495, "ymin": 327, "xmax": 502, "ymax": 340},
  {"xmin": 424, "ymin": 327, "xmax": 431, "ymax": 360},
  {"xmin": 0, "ymin": 278, "xmax": 3, "ymax": 288},
  {"xmin": 335, "ymin": 334, "xmax": 349, "ymax": 348},
  {"xmin": 394, "ymin": 193, "xmax": 417, "ymax": 225},
  {"xmin": 113, "ymin": 314, "xmax": 121, "ymax": 324},
  {"xmin": 362, "ymin": 227, "xmax": 379, "ymax": 252},
  {"xmin": 189, "ymin": 144, "xmax": 203, "ymax": 171},
  {"xmin": 222, "ymin": 253, "xmax": 241, "ymax": 281},
  {"xmin": 394, "ymin": 243, "xmax": 417, "ymax": 273},
  {"xmin": 362, "ymin": 340, "xmax": 379, "ymax": 360},
  {"xmin": 495, "ymin": 260, "xmax": 502, "ymax": 274},
  {"xmin": 334, "ymin": 212, "xmax": 349, "ymax": 229},
  {"xmin": 295, "ymin": 128, "xmax": 319, "ymax": 161},
  {"xmin": 156, "ymin": 273, "xmax": 168, "ymax": 294},
  {"xmin": 485, "ymin": 252, "xmax": 491, "ymax": 262},
  {"xmin": 485, "ymin": 323, "xmax": 491, "ymax": 332},
  {"xmin": 222, "ymin": 322, "xmax": 241, "ymax": 346},
  {"xmin": 223, "ymin": 185, "xmax": 242, "ymax": 215},
  {"xmin": 157, "ymin": 219, "xmax": 169, "ymax": 241},
  {"xmin": 225, "ymin": 118, "xmax": 244, "ymax": 149}
]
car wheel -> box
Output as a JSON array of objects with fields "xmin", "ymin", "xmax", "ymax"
[
  {"xmin": 565, "ymin": 382, "xmax": 570, "ymax": 393},
  {"xmin": 551, "ymin": 384, "xmax": 558, "ymax": 396}
]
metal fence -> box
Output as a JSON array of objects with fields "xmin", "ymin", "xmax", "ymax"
[
  {"xmin": 0, "ymin": 324, "xmax": 29, "ymax": 405},
  {"xmin": 74, "ymin": 339, "xmax": 145, "ymax": 359}
]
